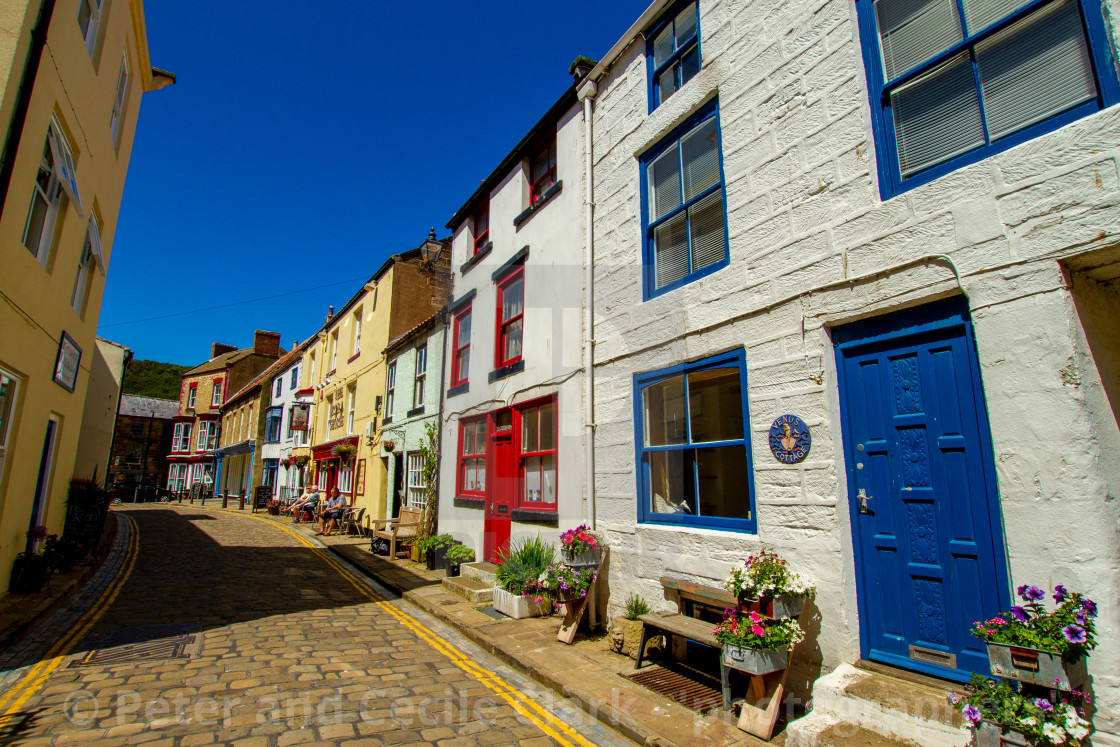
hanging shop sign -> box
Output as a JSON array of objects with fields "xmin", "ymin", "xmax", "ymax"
[
  {"xmin": 769, "ymin": 414, "xmax": 811, "ymax": 464},
  {"xmin": 290, "ymin": 403, "xmax": 310, "ymax": 431}
]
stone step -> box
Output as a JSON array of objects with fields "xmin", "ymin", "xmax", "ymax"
[
  {"xmin": 460, "ymin": 561, "xmax": 498, "ymax": 585},
  {"xmin": 441, "ymin": 575, "xmax": 495, "ymax": 604},
  {"xmin": 784, "ymin": 664, "xmax": 968, "ymax": 747}
]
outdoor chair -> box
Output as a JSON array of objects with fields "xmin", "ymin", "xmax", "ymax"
[
  {"xmin": 341, "ymin": 507, "xmax": 366, "ymax": 537},
  {"xmin": 369, "ymin": 506, "xmax": 423, "ymax": 559}
]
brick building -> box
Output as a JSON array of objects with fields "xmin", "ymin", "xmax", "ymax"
[{"xmin": 106, "ymin": 394, "xmax": 177, "ymax": 495}]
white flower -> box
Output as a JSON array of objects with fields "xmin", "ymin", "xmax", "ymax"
[
  {"xmin": 1020, "ymin": 717, "xmax": 1037, "ymax": 726},
  {"xmin": 1066, "ymin": 723, "xmax": 1089, "ymax": 740},
  {"xmin": 1042, "ymin": 723, "xmax": 1067, "ymax": 744},
  {"xmin": 1064, "ymin": 705, "xmax": 1079, "ymax": 719}
]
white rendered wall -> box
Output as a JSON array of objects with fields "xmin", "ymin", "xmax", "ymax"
[{"xmin": 589, "ymin": 0, "xmax": 1120, "ymax": 732}]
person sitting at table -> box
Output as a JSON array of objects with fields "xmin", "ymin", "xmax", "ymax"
[
  {"xmin": 317, "ymin": 487, "xmax": 347, "ymax": 536},
  {"xmin": 288, "ymin": 486, "xmax": 320, "ymax": 524}
]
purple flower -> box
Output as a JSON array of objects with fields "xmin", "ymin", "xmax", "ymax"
[
  {"xmin": 1081, "ymin": 599, "xmax": 1097, "ymax": 618},
  {"xmin": 1035, "ymin": 699, "xmax": 1054, "ymax": 712},
  {"xmin": 1074, "ymin": 610, "xmax": 1087, "ymax": 625},
  {"xmin": 1010, "ymin": 606, "xmax": 1029, "ymax": 623},
  {"xmin": 1021, "ymin": 586, "xmax": 1046, "ymax": 602},
  {"xmin": 1062, "ymin": 625, "xmax": 1087, "ymax": 644},
  {"xmin": 1053, "ymin": 585, "xmax": 1068, "ymax": 602},
  {"xmin": 948, "ymin": 693, "xmax": 961, "ymax": 705},
  {"xmin": 1016, "ymin": 584, "xmax": 1028, "ymax": 597},
  {"xmin": 962, "ymin": 705, "xmax": 982, "ymax": 724}
]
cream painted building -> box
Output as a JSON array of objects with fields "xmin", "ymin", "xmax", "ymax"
[
  {"xmin": 303, "ymin": 235, "xmax": 450, "ymax": 528},
  {"xmin": 72, "ymin": 337, "xmax": 130, "ymax": 482},
  {"xmin": 0, "ymin": 0, "xmax": 171, "ymax": 585}
]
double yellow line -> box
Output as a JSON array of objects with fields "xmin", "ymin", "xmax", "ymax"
[
  {"xmin": 0, "ymin": 513, "xmax": 140, "ymax": 726},
  {"xmin": 218, "ymin": 509, "xmax": 598, "ymax": 747}
]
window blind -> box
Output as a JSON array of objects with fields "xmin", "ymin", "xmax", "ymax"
[{"xmin": 876, "ymin": 0, "xmax": 963, "ymax": 80}]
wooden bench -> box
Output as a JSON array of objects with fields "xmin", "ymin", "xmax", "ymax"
[{"xmin": 369, "ymin": 506, "xmax": 423, "ymax": 559}]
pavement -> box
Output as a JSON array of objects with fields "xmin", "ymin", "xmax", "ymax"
[{"xmin": 0, "ymin": 505, "xmax": 637, "ymax": 746}]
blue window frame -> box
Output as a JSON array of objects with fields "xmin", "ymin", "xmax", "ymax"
[
  {"xmin": 262, "ymin": 459, "xmax": 278, "ymax": 487},
  {"xmin": 647, "ymin": 0, "xmax": 700, "ymax": 111},
  {"xmin": 641, "ymin": 100, "xmax": 728, "ymax": 299},
  {"xmin": 633, "ymin": 348, "xmax": 756, "ymax": 532},
  {"xmin": 859, "ymin": 0, "xmax": 1120, "ymax": 198},
  {"xmin": 289, "ymin": 366, "xmax": 298, "ymax": 389},
  {"xmin": 264, "ymin": 407, "xmax": 283, "ymax": 443},
  {"xmin": 275, "ymin": 379, "xmax": 282, "ymax": 398}
]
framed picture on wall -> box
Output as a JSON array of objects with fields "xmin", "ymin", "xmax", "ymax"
[
  {"xmin": 354, "ymin": 459, "xmax": 365, "ymax": 496},
  {"xmin": 53, "ymin": 332, "xmax": 82, "ymax": 392}
]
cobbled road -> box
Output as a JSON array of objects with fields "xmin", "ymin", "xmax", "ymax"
[{"xmin": 0, "ymin": 506, "xmax": 632, "ymax": 747}]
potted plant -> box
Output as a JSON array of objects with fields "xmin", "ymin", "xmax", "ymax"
[
  {"xmin": 331, "ymin": 443, "xmax": 357, "ymax": 461},
  {"xmin": 725, "ymin": 549, "xmax": 815, "ymax": 619},
  {"xmin": 609, "ymin": 594, "xmax": 659, "ymax": 660},
  {"xmin": 446, "ymin": 544, "xmax": 475, "ymax": 577},
  {"xmin": 560, "ymin": 524, "xmax": 601, "ymax": 567},
  {"xmin": 529, "ymin": 563, "xmax": 598, "ymax": 604},
  {"xmin": 713, "ymin": 608, "xmax": 805, "ymax": 675},
  {"xmin": 950, "ymin": 674, "xmax": 1093, "ymax": 746},
  {"xmin": 494, "ymin": 535, "xmax": 556, "ymax": 619},
  {"xmin": 971, "ymin": 585, "xmax": 1097, "ymax": 690},
  {"xmin": 417, "ymin": 534, "xmax": 455, "ymax": 571},
  {"xmin": 42, "ymin": 534, "xmax": 82, "ymax": 574}
]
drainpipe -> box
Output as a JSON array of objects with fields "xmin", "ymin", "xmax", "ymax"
[
  {"xmin": 0, "ymin": 0, "xmax": 55, "ymax": 224},
  {"xmin": 578, "ymin": 79, "xmax": 598, "ymax": 530}
]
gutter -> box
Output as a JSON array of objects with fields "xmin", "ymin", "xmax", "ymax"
[
  {"xmin": 0, "ymin": 0, "xmax": 56, "ymax": 225},
  {"xmin": 583, "ymin": 0, "xmax": 675, "ymax": 85}
]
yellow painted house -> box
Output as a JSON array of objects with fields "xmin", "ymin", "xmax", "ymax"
[
  {"xmin": 0, "ymin": 0, "xmax": 171, "ymax": 586},
  {"xmin": 304, "ymin": 235, "xmax": 449, "ymax": 529}
]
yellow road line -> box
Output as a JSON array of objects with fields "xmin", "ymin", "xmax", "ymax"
[
  {"xmin": 193, "ymin": 507, "xmax": 598, "ymax": 747},
  {"xmin": 0, "ymin": 514, "xmax": 140, "ymax": 724}
]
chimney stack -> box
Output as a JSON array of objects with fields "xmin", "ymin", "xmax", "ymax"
[
  {"xmin": 253, "ymin": 330, "xmax": 282, "ymax": 358},
  {"xmin": 569, "ymin": 55, "xmax": 596, "ymax": 83},
  {"xmin": 211, "ymin": 342, "xmax": 237, "ymax": 359}
]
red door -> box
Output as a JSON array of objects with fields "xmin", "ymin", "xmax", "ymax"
[{"xmin": 484, "ymin": 432, "xmax": 515, "ymax": 562}]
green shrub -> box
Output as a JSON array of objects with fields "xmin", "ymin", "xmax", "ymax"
[
  {"xmin": 496, "ymin": 535, "xmax": 557, "ymax": 595},
  {"xmin": 417, "ymin": 534, "xmax": 455, "ymax": 555},
  {"xmin": 446, "ymin": 544, "xmax": 476, "ymax": 565},
  {"xmin": 624, "ymin": 594, "xmax": 651, "ymax": 620}
]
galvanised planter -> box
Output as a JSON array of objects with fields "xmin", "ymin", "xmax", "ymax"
[
  {"xmin": 986, "ymin": 643, "xmax": 1088, "ymax": 690},
  {"xmin": 561, "ymin": 548, "xmax": 601, "ymax": 568},
  {"xmin": 974, "ymin": 721, "xmax": 1034, "ymax": 747},
  {"xmin": 720, "ymin": 644, "xmax": 788, "ymax": 675}
]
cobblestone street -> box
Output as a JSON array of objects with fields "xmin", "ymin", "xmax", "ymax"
[{"xmin": 0, "ymin": 507, "xmax": 632, "ymax": 747}]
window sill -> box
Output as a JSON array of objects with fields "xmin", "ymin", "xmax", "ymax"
[
  {"xmin": 491, "ymin": 246, "xmax": 529, "ymax": 283},
  {"xmin": 447, "ymin": 382, "xmax": 469, "ymax": 398},
  {"xmin": 347, "ymin": 352, "xmax": 360, "ymax": 364},
  {"xmin": 460, "ymin": 242, "xmax": 492, "ymax": 275},
  {"xmin": 326, "ymin": 369, "xmax": 336, "ymax": 377},
  {"xmin": 382, "ymin": 416, "xmax": 393, "ymax": 425},
  {"xmin": 454, "ymin": 496, "xmax": 485, "ymax": 510},
  {"xmin": 513, "ymin": 180, "xmax": 562, "ymax": 228},
  {"xmin": 406, "ymin": 406, "xmax": 425, "ymax": 418},
  {"xmin": 488, "ymin": 360, "xmax": 525, "ymax": 383},
  {"xmin": 511, "ymin": 509, "xmax": 559, "ymax": 527}
]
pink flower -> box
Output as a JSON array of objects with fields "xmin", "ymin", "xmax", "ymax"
[
  {"xmin": 751, "ymin": 624, "xmax": 764, "ymax": 636},
  {"xmin": 749, "ymin": 611, "xmax": 762, "ymax": 623}
]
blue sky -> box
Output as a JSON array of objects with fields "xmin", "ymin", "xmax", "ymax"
[{"xmin": 98, "ymin": 1, "xmax": 649, "ymax": 364}]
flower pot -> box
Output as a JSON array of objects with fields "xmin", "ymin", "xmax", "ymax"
[
  {"xmin": 493, "ymin": 588, "xmax": 552, "ymax": 619},
  {"xmin": 9, "ymin": 554, "xmax": 49, "ymax": 594},
  {"xmin": 425, "ymin": 550, "xmax": 437, "ymax": 571},
  {"xmin": 562, "ymin": 548, "xmax": 601, "ymax": 568},
  {"xmin": 720, "ymin": 644, "xmax": 789, "ymax": 675},
  {"xmin": 737, "ymin": 593, "xmax": 805, "ymax": 619},
  {"xmin": 973, "ymin": 721, "xmax": 1035, "ymax": 747},
  {"xmin": 409, "ymin": 544, "xmax": 421, "ymax": 563},
  {"xmin": 448, "ymin": 563, "xmax": 461, "ymax": 578},
  {"xmin": 609, "ymin": 616, "xmax": 662, "ymax": 661},
  {"xmin": 986, "ymin": 643, "xmax": 1088, "ymax": 690}
]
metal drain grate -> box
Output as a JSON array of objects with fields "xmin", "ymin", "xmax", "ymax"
[
  {"xmin": 624, "ymin": 664, "xmax": 723, "ymax": 712},
  {"xmin": 474, "ymin": 605, "xmax": 507, "ymax": 620},
  {"xmin": 71, "ymin": 624, "xmax": 199, "ymax": 667}
]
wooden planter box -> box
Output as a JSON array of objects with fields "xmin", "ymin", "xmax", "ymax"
[
  {"xmin": 986, "ymin": 643, "xmax": 1088, "ymax": 690},
  {"xmin": 737, "ymin": 593, "xmax": 805, "ymax": 619},
  {"xmin": 720, "ymin": 644, "xmax": 789, "ymax": 675},
  {"xmin": 974, "ymin": 721, "xmax": 1035, "ymax": 747},
  {"xmin": 493, "ymin": 588, "xmax": 552, "ymax": 619}
]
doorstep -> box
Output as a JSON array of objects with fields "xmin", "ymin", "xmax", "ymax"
[{"xmin": 400, "ymin": 583, "xmax": 773, "ymax": 747}]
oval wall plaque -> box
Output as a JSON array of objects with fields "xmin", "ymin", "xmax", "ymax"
[{"xmin": 768, "ymin": 414, "xmax": 811, "ymax": 464}]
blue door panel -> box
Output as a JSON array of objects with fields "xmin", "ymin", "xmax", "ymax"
[{"xmin": 836, "ymin": 298, "xmax": 1009, "ymax": 681}]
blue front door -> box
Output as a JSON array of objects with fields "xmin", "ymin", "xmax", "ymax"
[{"xmin": 835, "ymin": 298, "xmax": 1009, "ymax": 681}]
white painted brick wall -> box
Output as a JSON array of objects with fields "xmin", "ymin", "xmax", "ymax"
[{"xmin": 590, "ymin": 0, "xmax": 1120, "ymax": 730}]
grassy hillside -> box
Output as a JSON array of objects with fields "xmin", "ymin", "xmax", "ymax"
[{"xmin": 122, "ymin": 360, "xmax": 190, "ymax": 401}]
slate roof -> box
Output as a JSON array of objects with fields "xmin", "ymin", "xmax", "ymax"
[{"xmin": 119, "ymin": 395, "xmax": 179, "ymax": 419}]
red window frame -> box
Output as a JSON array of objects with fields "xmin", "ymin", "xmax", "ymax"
[
  {"xmin": 456, "ymin": 415, "xmax": 488, "ymax": 498},
  {"xmin": 515, "ymin": 395, "xmax": 557, "ymax": 511},
  {"xmin": 529, "ymin": 138, "xmax": 557, "ymax": 204},
  {"xmin": 495, "ymin": 269, "xmax": 524, "ymax": 369},
  {"xmin": 451, "ymin": 305, "xmax": 471, "ymax": 386},
  {"xmin": 473, "ymin": 205, "xmax": 489, "ymax": 255}
]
